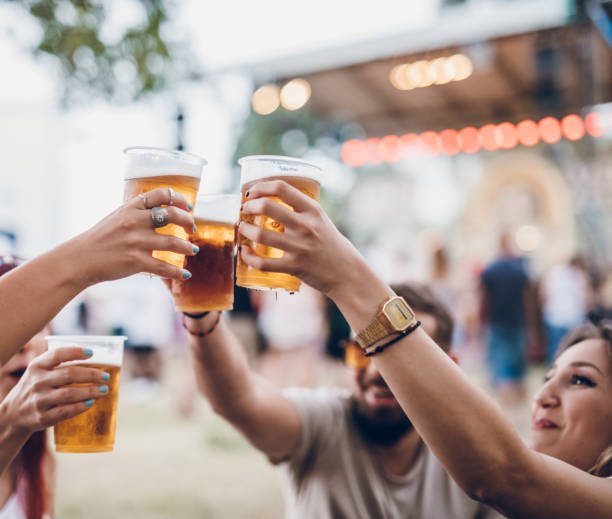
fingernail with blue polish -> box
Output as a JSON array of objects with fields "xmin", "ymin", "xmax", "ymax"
[
  {"xmin": 99, "ymin": 385, "xmax": 108, "ymax": 394},
  {"xmin": 101, "ymin": 372, "xmax": 110, "ymax": 381},
  {"xmin": 83, "ymin": 348, "xmax": 94, "ymax": 357},
  {"xmin": 192, "ymin": 245, "xmax": 199, "ymax": 254},
  {"xmin": 187, "ymin": 202, "xmax": 193, "ymax": 211},
  {"xmin": 193, "ymin": 225, "xmax": 197, "ymax": 233},
  {"xmin": 84, "ymin": 399, "xmax": 94, "ymax": 407},
  {"xmin": 183, "ymin": 270, "xmax": 192, "ymax": 279}
]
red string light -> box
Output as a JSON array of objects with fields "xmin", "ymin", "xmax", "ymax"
[
  {"xmin": 585, "ymin": 112, "xmax": 604, "ymax": 137},
  {"xmin": 341, "ymin": 112, "xmax": 606, "ymax": 165},
  {"xmin": 538, "ymin": 117, "xmax": 562, "ymax": 144},
  {"xmin": 517, "ymin": 120, "xmax": 540, "ymax": 147},
  {"xmin": 459, "ymin": 126, "xmax": 480, "ymax": 153},
  {"xmin": 379, "ymin": 135, "xmax": 403, "ymax": 162},
  {"xmin": 440, "ymin": 129, "xmax": 460, "ymax": 155},
  {"xmin": 479, "ymin": 124, "xmax": 500, "ymax": 151},
  {"xmin": 561, "ymin": 114, "xmax": 585, "ymax": 141},
  {"xmin": 340, "ymin": 139, "xmax": 368, "ymax": 167},
  {"xmin": 420, "ymin": 131, "xmax": 442, "ymax": 156}
]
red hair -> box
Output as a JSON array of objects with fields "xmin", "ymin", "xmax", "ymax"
[{"xmin": 16, "ymin": 431, "xmax": 48, "ymax": 519}]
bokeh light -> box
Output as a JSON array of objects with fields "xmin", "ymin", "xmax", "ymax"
[
  {"xmin": 515, "ymin": 225, "xmax": 541, "ymax": 252},
  {"xmin": 561, "ymin": 114, "xmax": 585, "ymax": 141},
  {"xmin": 538, "ymin": 116, "xmax": 562, "ymax": 144},
  {"xmin": 252, "ymin": 84, "xmax": 280, "ymax": 115},
  {"xmin": 517, "ymin": 120, "xmax": 539, "ymax": 146},
  {"xmin": 280, "ymin": 79, "xmax": 311, "ymax": 111}
]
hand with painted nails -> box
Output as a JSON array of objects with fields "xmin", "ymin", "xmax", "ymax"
[
  {"xmin": 0, "ymin": 188, "xmax": 197, "ymax": 365},
  {"xmin": 73, "ymin": 186, "xmax": 197, "ymax": 284},
  {"xmin": 0, "ymin": 345, "xmax": 109, "ymax": 435},
  {"xmin": 238, "ymin": 180, "xmax": 368, "ymax": 299}
]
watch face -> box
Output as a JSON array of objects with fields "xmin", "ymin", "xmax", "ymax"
[{"xmin": 384, "ymin": 298, "xmax": 416, "ymax": 329}]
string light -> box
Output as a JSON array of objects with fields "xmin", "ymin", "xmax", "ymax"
[
  {"xmin": 340, "ymin": 112, "xmax": 607, "ymax": 166},
  {"xmin": 390, "ymin": 54, "xmax": 473, "ymax": 91}
]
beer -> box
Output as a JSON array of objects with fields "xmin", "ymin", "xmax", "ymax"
[
  {"xmin": 172, "ymin": 220, "xmax": 236, "ymax": 312},
  {"xmin": 54, "ymin": 364, "xmax": 121, "ymax": 453},
  {"xmin": 46, "ymin": 335, "xmax": 126, "ymax": 453},
  {"xmin": 170, "ymin": 194, "xmax": 240, "ymax": 312},
  {"xmin": 236, "ymin": 156, "xmax": 322, "ymax": 292},
  {"xmin": 123, "ymin": 147, "xmax": 206, "ymax": 269}
]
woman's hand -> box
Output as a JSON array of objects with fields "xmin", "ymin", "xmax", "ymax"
[
  {"xmin": 0, "ymin": 347, "xmax": 109, "ymax": 434},
  {"xmin": 71, "ymin": 187, "xmax": 197, "ymax": 284},
  {"xmin": 238, "ymin": 180, "xmax": 365, "ymax": 298}
]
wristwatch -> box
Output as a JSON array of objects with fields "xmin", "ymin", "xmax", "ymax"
[{"xmin": 356, "ymin": 296, "xmax": 417, "ymax": 350}]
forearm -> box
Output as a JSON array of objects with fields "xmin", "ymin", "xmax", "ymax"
[
  {"xmin": 329, "ymin": 262, "xmax": 531, "ymax": 502},
  {"xmin": 186, "ymin": 313, "xmax": 302, "ymax": 459},
  {"xmin": 186, "ymin": 315, "xmax": 259, "ymax": 419},
  {"xmin": 0, "ymin": 402, "xmax": 30, "ymax": 476},
  {"xmin": 0, "ymin": 238, "xmax": 90, "ymax": 364}
]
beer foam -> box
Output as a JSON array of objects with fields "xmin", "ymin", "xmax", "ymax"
[
  {"xmin": 239, "ymin": 155, "xmax": 322, "ymax": 185},
  {"xmin": 124, "ymin": 147, "xmax": 206, "ymax": 180},
  {"xmin": 193, "ymin": 194, "xmax": 240, "ymax": 223},
  {"xmin": 46, "ymin": 336, "xmax": 125, "ymax": 367}
]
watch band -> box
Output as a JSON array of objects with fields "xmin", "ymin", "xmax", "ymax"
[{"xmin": 356, "ymin": 315, "xmax": 392, "ymax": 349}]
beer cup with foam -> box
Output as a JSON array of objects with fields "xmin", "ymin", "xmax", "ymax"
[
  {"xmin": 123, "ymin": 147, "xmax": 206, "ymax": 269},
  {"xmin": 171, "ymin": 194, "xmax": 240, "ymax": 312},
  {"xmin": 46, "ymin": 335, "xmax": 126, "ymax": 453},
  {"xmin": 236, "ymin": 155, "xmax": 322, "ymax": 292}
]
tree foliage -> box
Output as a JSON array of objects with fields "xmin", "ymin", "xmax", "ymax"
[{"xmin": 5, "ymin": 0, "xmax": 200, "ymax": 104}]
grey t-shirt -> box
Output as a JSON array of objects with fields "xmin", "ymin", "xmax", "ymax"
[{"xmin": 277, "ymin": 387, "xmax": 501, "ymax": 519}]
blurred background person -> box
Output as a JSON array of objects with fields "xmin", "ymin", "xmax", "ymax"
[
  {"xmin": 183, "ymin": 279, "xmax": 499, "ymax": 518},
  {"xmin": 540, "ymin": 254, "xmax": 593, "ymax": 364},
  {"xmin": 479, "ymin": 232, "xmax": 537, "ymax": 404}
]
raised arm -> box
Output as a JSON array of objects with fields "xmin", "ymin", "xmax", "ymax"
[
  {"xmin": 182, "ymin": 312, "xmax": 302, "ymax": 461},
  {"xmin": 0, "ymin": 188, "xmax": 196, "ymax": 364},
  {"xmin": 238, "ymin": 180, "xmax": 612, "ymax": 519}
]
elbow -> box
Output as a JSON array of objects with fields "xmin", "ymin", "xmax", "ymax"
[{"xmin": 461, "ymin": 457, "xmax": 533, "ymax": 507}]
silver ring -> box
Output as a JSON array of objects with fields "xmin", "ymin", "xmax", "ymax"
[
  {"xmin": 139, "ymin": 193, "xmax": 149, "ymax": 209},
  {"xmin": 168, "ymin": 187, "xmax": 175, "ymax": 206},
  {"xmin": 151, "ymin": 206, "xmax": 169, "ymax": 228}
]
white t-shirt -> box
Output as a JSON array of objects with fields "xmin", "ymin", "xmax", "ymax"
[{"xmin": 277, "ymin": 387, "xmax": 502, "ymax": 519}]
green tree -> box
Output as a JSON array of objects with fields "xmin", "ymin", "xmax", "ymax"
[{"xmin": 5, "ymin": 0, "xmax": 200, "ymax": 104}]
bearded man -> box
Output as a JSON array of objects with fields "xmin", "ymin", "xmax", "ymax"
[{"xmin": 183, "ymin": 282, "xmax": 497, "ymax": 519}]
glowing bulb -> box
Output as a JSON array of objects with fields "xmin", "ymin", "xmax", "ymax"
[
  {"xmin": 280, "ymin": 79, "xmax": 311, "ymax": 111},
  {"xmin": 252, "ymin": 84, "xmax": 280, "ymax": 115},
  {"xmin": 409, "ymin": 61, "xmax": 433, "ymax": 88},
  {"xmin": 431, "ymin": 57, "xmax": 452, "ymax": 85},
  {"xmin": 390, "ymin": 64, "xmax": 413, "ymax": 90},
  {"xmin": 449, "ymin": 54, "xmax": 473, "ymax": 81}
]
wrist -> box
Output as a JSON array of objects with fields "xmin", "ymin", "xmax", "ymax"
[
  {"xmin": 0, "ymin": 399, "xmax": 28, "ymax": 441},
  {"xmin": 326, "ymin": 256, "xmax": 394, "ymax": 332},
  {"xmin": 183, "ymin": 311, "xmax": 222, "ymax": 338}
]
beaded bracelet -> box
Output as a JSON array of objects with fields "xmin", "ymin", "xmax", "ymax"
[
  {"xmin": 364, "ymin": 321, "xmax": 421, "ymax": 357},
  {"xmin": 182, "ymin": 312, "xmax": 221, "ymax": 337}
]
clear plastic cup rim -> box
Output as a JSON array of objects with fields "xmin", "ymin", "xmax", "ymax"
[
  {"xmin": 238, "ymin": 155, "xmax": 322, "ymax": 171},
  {"xmin": 124, "ymin": 146, "xmax": 207, "ymax": 167},
  {"xmin": 45, "ymin": 336, "xmax": 128, "ymax": 343}
]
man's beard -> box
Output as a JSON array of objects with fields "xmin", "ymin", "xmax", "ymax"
[{"xmin": 350, "ymin": 397, "xmax": 414, "ymax": 446}]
